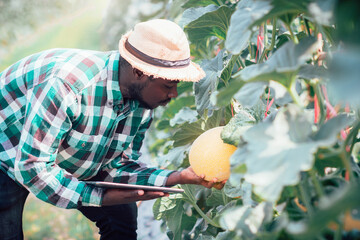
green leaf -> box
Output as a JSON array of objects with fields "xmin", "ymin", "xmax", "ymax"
[
  {"xmin": 179, "ymin": 4, "xmax": 218, "ymax": 28},
  {"xmin": 312, "ymin": 114, "xmax": 355, "ymax": 144},
  {"xmin": 177, "ymin": 81, "xmax": 194, "ymax": 96},
  {"xmin": 182, "ymin": 0, "xmax": 220, "ymax": 8},
  {"xmin": 173, "ymin": 121, "xmax": 204, "ymax": 147},
  {"xmin": 328, "ymin": 50, "xmax": 360, "ymax": 109},
  {"xmin": 221, "ymin": 109, "xmax": 255, "ymax": 146},
  {"xmin": 195, "ymin": 52, "xmax": 224, "ymax": 116},
  {"xmin": 153, "ymin": 196, "xmax": 180, "ymax": 220},
  {"xmin": 225, "ymin": 0, "xmax": 273, "ymax": 54},
  {"xmin": 162, "ymin": 96, "xmax": 196, "ymax": 119},
  {"xmin": 216, "ymin": 80, "xmax": 244, "ymax": 107},
  {"xmin": 298, "ymin": 65, "xmax": 328, "ymax": 80},
  {"xmin": 307, "ymin": 0, "xmax": 336, "ymax": 26},
  {"xmin": 224, "ymin": 181, "xmax": 255, "ymax": 207},
  {"xmin": 231, "ymin": 104, "xmax": 344, "ymax": 202},
  {"xmin": 250, "ymin": 0, "xmax": 309, "ymax": 28},
  {"xmin": 233, "ymin": 81, "xmax": 268, "ymax": 108},
  {"xmin": 215, "ymin": 231, "xmax": 240, "ymax": 240},
  {"xmin": 156, "ymin": 145, "xmax": 191, "ymax": 168},
  {"xmin": 220, "ymin": 54, "xmax": 239, "ymax": 84},
  {"xmin": 183, "ymin": 5, "xmax": 234, "ymax": 46},
  {"xmin": 269, "ymin": 80, "xmax": 292, "ymax": 106},
  {"xmin": 170, "ymin": 107, "xmax": 198, "ymax": 127},
  {"xmin": 233, "ymin": 37, "xmax": 320, "ymax": 88},
  {"xmin": 206, "ymin": 189, "xmax": 228, "ymax": 207},
  {"xmin": 314, "ymin": 148, "xmax": 343, "ymax": 175},
  {"xmin": 219, "ymin": 202, "xmax": 273, "ymax": 238},
  {"xmin": 286, "ymin": 183, "xmax": 360, "ymax": 238},
  {"xmin": 205, "ymin": 107, "xmax": 232, "ymax": 130},
  {"xmin": 167, "ymin": 203, "xmax": 185, "ymax": 240}
]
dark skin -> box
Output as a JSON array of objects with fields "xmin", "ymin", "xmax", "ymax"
[{"xmin": 102, "ymin": 63, "xmax": 225, "ymax": 206}]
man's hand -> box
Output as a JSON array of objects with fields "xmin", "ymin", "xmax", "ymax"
[
  {"xmin": 102, "ymin": 189, "xmax": 169, "ymax": 206},
  {"xmin": 166, "ymin": 167, "xmax": 226, "ymax": 190}
]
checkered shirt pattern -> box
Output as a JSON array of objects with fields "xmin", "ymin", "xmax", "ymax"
[{"xmin": 0, "ymin": 48, "xmax": 174, "ymax": 209}]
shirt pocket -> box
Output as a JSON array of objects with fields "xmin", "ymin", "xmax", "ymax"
[
  {"xmin": 66, "ymin": 131, "xmax": 103, "ymax": 152},
  {"xmin": 108, "ymin": 133, "xmax": 134, "ymax": 151}
]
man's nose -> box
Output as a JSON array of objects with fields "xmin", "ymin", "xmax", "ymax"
[{"xmin": 168, "ymin": 86, "xmax": 178, "ymax": 99}]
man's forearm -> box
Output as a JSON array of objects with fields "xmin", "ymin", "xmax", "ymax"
[{"xmin": 165, "ymin": 171, "xmax": 183, "ymax": 186}]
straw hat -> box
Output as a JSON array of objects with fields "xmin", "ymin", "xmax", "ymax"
[{"xmin": 118, "ymin": 19, "xmax": 205, "ymax": 82}]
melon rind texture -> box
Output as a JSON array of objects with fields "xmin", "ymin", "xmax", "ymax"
[{"xmin": 189, "ymin": 126, "xmax": 237, "ymax": 181}]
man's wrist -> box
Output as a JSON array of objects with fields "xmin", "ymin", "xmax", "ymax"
[{"xmin": 166, "ymin": 171, "xmax": 183, "ymax": 186}]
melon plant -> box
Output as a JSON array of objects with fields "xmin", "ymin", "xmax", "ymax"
[
  {"xmin": 189, "ymin": 126, "xmax": 236, "ymax": 182},
  {"xmin": 149, "ymin": 0, "xmax": 360, "ymax": 239}
]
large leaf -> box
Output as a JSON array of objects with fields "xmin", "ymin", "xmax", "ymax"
[
  {"xmin": 286, "ymin": 183, "xmax": 360, "ymax": 238},
  {"xmin": 233, "ymin": 81, "xmax": 268, "ymax": 108},
  {"xmin": 216, "ymin": 80, "xmax": 244, "ymax": 107},
  {"xmin": 173, "ymin": 121, "xmax": 204, "ymax": 147},
  {"xmin": 225, "ymin": 0, "xmax": 273, "ymax": 54},
  {"xmin": 222, "ymin": 109, "xmax": 256, "ymax": 146},
  {"xmin": 156, "ymin": 145, "xmax": 191, "ymax": 168},
  {"xmin": 231, "ymin": 104, "xmax": 352, "ymax": 202},
  {"xmin": 182, "ymin": 0, "xmax": 220, "ymax": 8},
  {"xmin": 206, "ymin": 189, "xmax": 229, "ymax": 207},
  {"xmin": 233, "ymin": 37, "xmax": 320, "ymax": 88},
  {"xmin": 182, "ymin": 5, "xmax": 234, "ymax": 46},
  {"xmin": 219, "ymin": 202, "xmax": 273, "ymax": 238},
  {"xmin": 170, "ymin": 107, "xmax": 198, "ymax": 127},
  {"xmin": 328, "ymin": 50, "xmax": 360, "ymax": 109},
  {"xmin": 194, "ymin": 51, "xmax": 224, "ymax": 116},
  {"xmin": 249, "ymin": 0, "xmax": 309, "ymax": 28},
  {"xmin": 179, "ymin": 4, "xmax": 218, "ymax": 28},
  {"xmin": 307, "ymin": 0, "xmax": 336, "ymax": 26},
  {"xmin": 162, "ymin": 96, "xmax": 196, "ymax": 119}
]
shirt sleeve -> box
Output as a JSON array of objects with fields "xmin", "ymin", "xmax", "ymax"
[
  {"xmin": 14, "ymin": 78, "xmax": 103, "ymax": 209},
  {"xmin": 100, "ymin": 111, "xmax": 175, "ymax": 186}
]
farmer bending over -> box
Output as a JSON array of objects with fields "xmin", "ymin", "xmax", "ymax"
[{"xmin": 0, "ymin": 19, "xmax": 224, "ymax": 240}]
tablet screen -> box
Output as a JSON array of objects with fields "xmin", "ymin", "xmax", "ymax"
[{"xmin": 85, "ymin": 181, "xmax": 184, "ymax": 193}]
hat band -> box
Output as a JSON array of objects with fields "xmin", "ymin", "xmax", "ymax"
[{"xmin": 125, "ymin": 39, "xmax": 190, "ymax": 68}]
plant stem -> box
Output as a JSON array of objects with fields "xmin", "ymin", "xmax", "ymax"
[
  {"xmin": 288, "ymin": 80, "xmax": 302, "ymax": 107},
  {"xmin": 313, "ymin": 83, "xmax": 326, "ymax": 125},
  {"xmin": 259, "ymin": 18, "xmax": 277, "ymax": 63},
  {"xmin": 182, "ymin": 185, "xmax": 221, "ymax": 228},
  {"xmin": 187, "ymin": 199, "xmax": 221, "ymax": 228},
  {"xmin": 309, "ymin": 169, "xmax": 324, "ymax": 198},
  {"xmin": 345, "ymin": 119, "xmax": 360, "ymax": 159},
  {"xmin": 298, "ymin": 177, "xmax": 314, "ymax": 217},
  {"xmin": 286, "ymin": 23, "xmax": 299, "ymax": 44},
  {"xmin": 340, "ymin": 150, "xmax": 355, "ymax": 182},
  {"xmin": 303, "ymin": 17, "xmax": 311, "ymax": 36},
  {"xmin": 334, "ymin": 219, "xmax": 343, "ymax": 240}
]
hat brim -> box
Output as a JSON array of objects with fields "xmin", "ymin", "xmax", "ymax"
[{"xmin": 118, "ymin": 31, "xmax": 205, "ymax": 82}]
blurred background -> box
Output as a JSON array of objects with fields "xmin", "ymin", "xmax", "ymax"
[{"xmin": 0, "ymin": 0, "xmax": 185, "ymax": 239}]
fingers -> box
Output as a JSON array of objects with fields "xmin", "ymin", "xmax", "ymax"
[
  {"xmin": 198, "ymin": 176, "xmax": 226, "ymax": 190},
  {"xmin": 102, "ymin": 189, "xmax": 169, "ymax": 206}
]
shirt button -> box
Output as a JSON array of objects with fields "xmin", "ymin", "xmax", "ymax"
[
  {"xmin": 107, "ymin": 100, "xmax": 113, "ymax": 107},
  {"xmin": 122, "ymin": 143, "xmax": 125, "ymax": 147},
  {"xmin": 81, "ymin": 143, "xmax": 86, "ymax": 147}
]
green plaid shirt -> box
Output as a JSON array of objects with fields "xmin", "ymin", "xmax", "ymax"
[{"xmin": 0, "ymin": 48, "xmax": 174, "ymax": 209}]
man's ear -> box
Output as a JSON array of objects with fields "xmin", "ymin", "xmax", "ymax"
[{"xmin": 133, "ymin": 68, "xmax": 145, "ymax": 80}]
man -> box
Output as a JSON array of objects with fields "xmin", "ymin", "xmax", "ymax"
[{"xmin": 0, "ymin": 19, "xmax": 224, "ymax": 240}]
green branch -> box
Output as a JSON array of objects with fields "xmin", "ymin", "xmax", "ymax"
[{"xmin": 182, "ymin": 185, "xmax": 221, "ymax": 228}]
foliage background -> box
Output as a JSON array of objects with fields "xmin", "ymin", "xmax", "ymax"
[
  {"xmin": 0, "ymin": 0, "xmax": 176, "ymax": 239},
  {"xmin": 2, "ymin": 0, "xmax": 360, "ymax": 240}
]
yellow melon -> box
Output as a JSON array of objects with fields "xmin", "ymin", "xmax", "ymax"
[{"xmin": 189, "ymin": 126, "xmax": 237, "ymax": 182}]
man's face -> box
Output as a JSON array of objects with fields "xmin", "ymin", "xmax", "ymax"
[{"xmin": 128, "ymin": 75, "xmax": 179, "ymax": 110}]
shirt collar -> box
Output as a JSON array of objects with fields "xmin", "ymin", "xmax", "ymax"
[{"xmin": 106, "ymin": 52, "xmax": 139, "ymax": 113}]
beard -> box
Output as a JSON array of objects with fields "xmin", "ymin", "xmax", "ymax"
[{"xmin": 127, "ymin": 80, "xmax": 153, "ymax": 109}]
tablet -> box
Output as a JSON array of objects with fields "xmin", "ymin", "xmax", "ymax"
[{"xmin": 85, "ymin": 181, "xmax": 184, "ymax": 193}]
